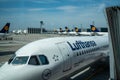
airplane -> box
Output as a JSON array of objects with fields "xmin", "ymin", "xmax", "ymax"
[
  {"xmin": 78, "ymin": 25, "xmax": 101, "ymax": 36},
  {"xmin": 90, "ymin": 25, "xmax": 108, "ymax": 36},
  {"xmin": 0, "ymin": 34, "xmax": 109, "ymax": 80},
  {"xmin": 0, "ymin": 23, "xmax": 11, "ymax": 38}
]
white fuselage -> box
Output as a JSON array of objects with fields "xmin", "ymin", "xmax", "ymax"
[{"xmin": 0, "ymin": 35, "xmax": 109, "ymax": 80}]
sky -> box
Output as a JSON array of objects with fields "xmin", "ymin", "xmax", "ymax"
[{"xmin": 0, "ymin": 0, "xmax": 119, "ymax": 31}]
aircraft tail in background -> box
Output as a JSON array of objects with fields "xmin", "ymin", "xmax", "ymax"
[
  {"xmin": 65, "ymin": 26, "xmax": 70, "ymax": 32},
  {"xmin": 90, "ymin": 25, "xmax": 108, "ymax": 36},
  {"xmin": 75, "ymin": 27, "xmax": 81, "ymax": 32},
  {"xmin": 90, "ymin": 25, "xmax": 99, "ymax": 32},
  {"xmin": 0, "ymin": 23, "xmax": 10, "ymax": 33}
]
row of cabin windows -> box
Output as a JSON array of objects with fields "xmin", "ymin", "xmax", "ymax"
[
  {"xmin": 75, "ymin": 45, "xmax": 108, "ymax": 57},
  {"xmin": 101, "ymin": 45, "xmax": 109, "ymax": 49}
]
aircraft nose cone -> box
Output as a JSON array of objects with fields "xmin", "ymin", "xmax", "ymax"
[
  {"xmin": 0, "ymin": 64, "xmax": 27, "ymax": 80},
  {"xmin": 0, "ymin": 74, "xmax": 5, "ymax": 80},
  {"xmin": 0, "ymin": 70, "xmax": 8, "ymax": 80},
  {"xmin": 0, "ymin": 77, "xmax": 5, "ymax": 80}
]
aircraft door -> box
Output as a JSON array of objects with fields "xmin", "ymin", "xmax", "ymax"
[{"xmin": 57, "ymin": 42, "xmax": 72, "ymax": 72}]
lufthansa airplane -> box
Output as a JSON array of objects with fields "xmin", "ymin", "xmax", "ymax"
[
  {"xmin": 90, "ymin": 25, "xmax": 108, "ymax": 36},
  {"xmin": 79, "ymin": 25, "xmax": 108, "ymax": 36},
  {"xmin": 0, "ymin": 35, "xmax": 109, "ymax": 80},
  {"xmin": 0, "ymin": 23, "xmax": 10, "ymax": 38}
]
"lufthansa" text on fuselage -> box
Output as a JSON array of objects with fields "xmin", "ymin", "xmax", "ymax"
[{"xmin": 67, "ymin": 40, "xmax": 97, "ymax": 51}]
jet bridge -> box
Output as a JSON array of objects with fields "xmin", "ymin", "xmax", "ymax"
[{"xmin": 106, "ymin": 6, "xmax": 120, "ymax": 80}]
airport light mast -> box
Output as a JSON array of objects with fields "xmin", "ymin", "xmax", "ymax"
[{"xmin": 40, "ymin": 21, "xmax": 44, "ymax": 34}]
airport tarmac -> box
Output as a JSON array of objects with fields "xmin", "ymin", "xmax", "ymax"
[
  {"xmin": 0, "ymin": 34, "xmax": 68, "ymax": 51},
  {"xmin": 0, "ymin": 33, "xmax": 110, "ymax": 80}
]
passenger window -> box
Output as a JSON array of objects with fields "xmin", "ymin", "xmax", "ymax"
[
  {"xmin": 28, "ymin": 56, "xmax": 40, "ymax": 65},
  {"xmin": 39, "ymin": 55, "xmax": 49, "ymax": 65}
]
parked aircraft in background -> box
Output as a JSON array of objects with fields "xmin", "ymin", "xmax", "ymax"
[
  {"xmin": 57, "ymin": 25, "xmax": 108, "ymax": 36},
  {"xmin": 90, "ymin": 25, "xmax": 108, "ymax": 36},
  {"xmin": 0, "ymin": 23, "xmax": 11, "ymax": 38},
  {"xmin": 58, "ymin": 27, "xmax": 81, "ymax": 35},
  {"xmin": 12, "ymin": 29, "xmax": 28, "ymax": 35}
]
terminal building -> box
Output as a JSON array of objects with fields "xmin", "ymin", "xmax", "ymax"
[
  {"xmin": 100, "ymin": 28, "xmax": 108, "ymax": 32},
  {"xmin": 27, "ymin": 28, "xmax": 47, "ymax": 34}
]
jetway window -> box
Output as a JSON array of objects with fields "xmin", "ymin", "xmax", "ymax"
[
  {"xmin": 28, "ymin": 56, "xmax": 40, "ymax": 65},
  {"xmin": 39, "ymin": 55, "xmax": 49, "ymax": 65},
  {"xmin": 12, "ymin": 56, "xmax": 29, "ymax": 64}
]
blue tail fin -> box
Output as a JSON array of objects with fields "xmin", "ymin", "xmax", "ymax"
[
  {"xmin": 59, "ymin": 28, "xmax": 63, "ymax": 32},
  {"xmin": 65, "ymin": 26, "xmax": 70, "ymax": 32},
  {"xmin": 90, "ymin": 25, "xmax": 99, "ymax": 32},
  {"xmin": 75, "ymin": 27, "xmax": 81, "ymax": 32},
  {"xmin": 0, "ymin": 23, "xmax": 10, "ymax": 33}
]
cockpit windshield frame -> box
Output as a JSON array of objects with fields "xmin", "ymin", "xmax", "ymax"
[
  {"xmin": 8, "ymin": 54, "xmax": 16, "ymax": 64},
  {"xmin": 28, "ymin": 54, "xmax": 49, "ymax": 66}
]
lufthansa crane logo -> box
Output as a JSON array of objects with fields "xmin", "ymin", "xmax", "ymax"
[
  {"xmin": 91, "ymin": 27, "xmax": 96, "ymax": 31},
  {"xmin": 42, "ymin": 69, "xmax": 51, "ymax": 80},
  {"xmin": 4, "ymin": 26, "xmax": 9, "ymax": 30},
  {"xmin": 75, "ymin": 28, "xmax": 78, "ymax": 32}
]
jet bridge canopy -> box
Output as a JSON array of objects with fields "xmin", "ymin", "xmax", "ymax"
[{"xmin": 106, "ymin": 6, "xmax": 120, "ymax": 80}]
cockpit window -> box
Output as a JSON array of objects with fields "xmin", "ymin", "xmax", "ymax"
[
  {"xmin": 28, "ymin": 56, "xmax": 40, "ymax": 65},
  {"xmin": 39, "ymin": 55, "xmax": 49, "ymax": 65},
  {"xmin": 12, "ymin": 56, "xmax": 29, "ymax": 65}
]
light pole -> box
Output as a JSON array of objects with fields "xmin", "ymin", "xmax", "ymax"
[{"xmin": 40, "ymin": 21, "xmax": 44, "ymax": 34}]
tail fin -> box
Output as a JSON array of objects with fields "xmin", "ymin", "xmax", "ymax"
[
  {"xmin": 65, "ymin": 26, "xmax": 70, "ymax": 32},
  {"xmin": 0, "ymin": 23, "xmax": 10, "ymax": 33},
  {"xmin": 90, "ymin": 25, "xmax": 99, "ymax": 32},
  {"xmin": 75, "ymin": 27, "xmax": 81, "ymax": 32},
  {"xmin": 59, "ymin": 28, "xmax": 63, "ymax": 32}
]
